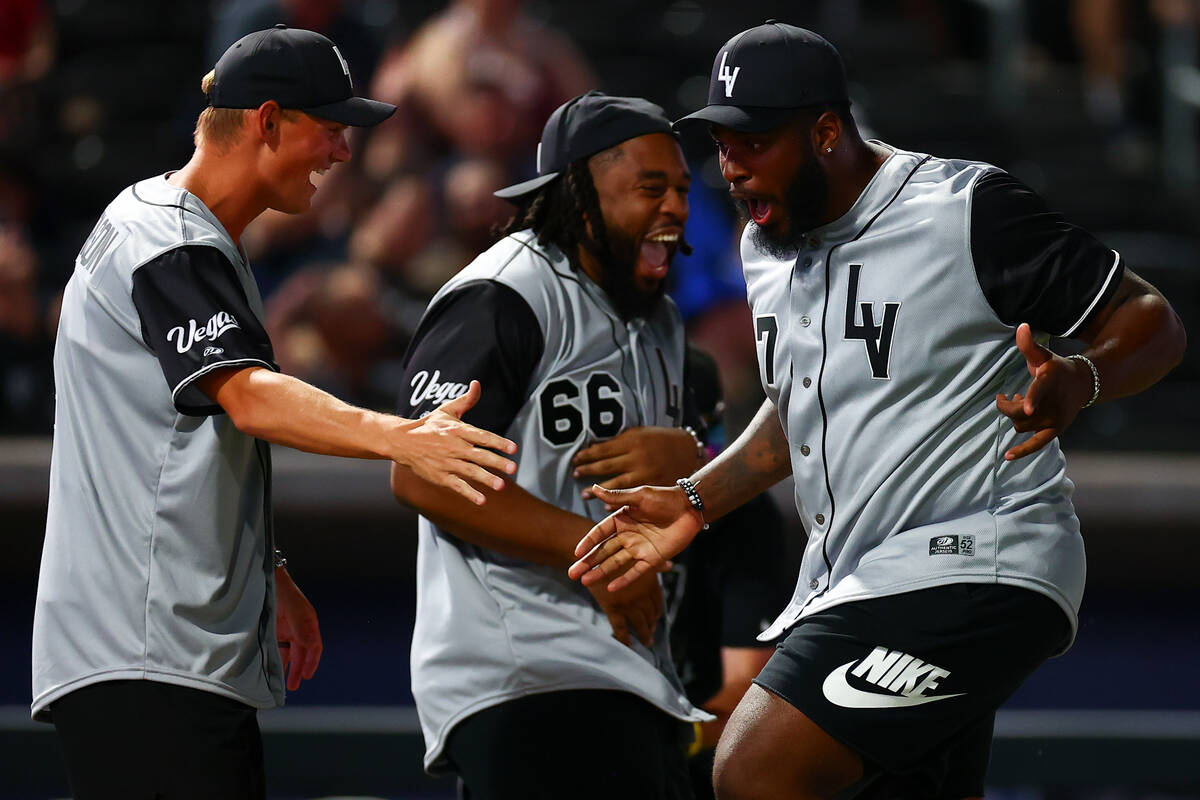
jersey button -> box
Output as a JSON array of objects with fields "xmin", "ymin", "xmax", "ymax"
[
  {"xmin": 809, "ymin": 579, "xmax": 819, "ymax": 590},
  {"xmin": 800, "ymin": 444, "xmax": 810, "ymax": 456},
  {"xmin": 815, "ymin": 513, "xmax": 826, "ymax": 525},
  {"xmin": 802, "ymin": 377, "xmax": 812, "ymax": 388},
  {"xmin": 800, "ymin": 315, "xmax": 811, "ymax": 327}
]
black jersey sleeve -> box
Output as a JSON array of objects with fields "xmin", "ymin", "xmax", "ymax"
[
  {"xmin": 132, "ymin": 245, "xmax": 278, "ymax": 417},
  {"xmin": 970, "ymin": 171, "xmax": 1124, "ymax": 337},
  {"xmin": 398, "ymin": 280, "xmax": 544, "ymax": 434}
]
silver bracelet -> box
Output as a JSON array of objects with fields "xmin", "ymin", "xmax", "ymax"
[
  {"xmin": 682, "ymin": 426, "xmax": 707, "ymax": 462},
  {"xmin": 1066, "ymin": 354, "xmax": 1100, "ymax": 409},
  {"xmin": 273, "ymin": 548, "xmax": 288, "ymax": 569},
  {"xmin": 675, "ymin": 477, "xmax": 710, "ymax": 530}
]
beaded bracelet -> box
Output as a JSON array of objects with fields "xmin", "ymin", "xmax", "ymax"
[
  {"xmin": 676, "ymin": 477, "xmax": 710, "ymax": 530},
  {"xmin": 682, "ymin": 425, "xmax": 707, "ymax": 462}
]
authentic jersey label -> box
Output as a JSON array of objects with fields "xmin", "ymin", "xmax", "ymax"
[
  {"xmin": 929, "ymin": 534, "xmax": 974, "ymax": 556},
  {"xmin": 822, "ymin": 646, "xmax": 964, "ymax": 708},
  {"xmin": 166, "ymin": 311, "xmax": 240, "ymax": 354}
]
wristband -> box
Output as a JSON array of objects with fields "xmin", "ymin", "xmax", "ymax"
[
  {"xmin": 675, "ymin": 477, "xmax": 710, "ymax": 530},
  {"xmin": 1066, "ymin": 354, "xmax": 1100, "ymax": 409}
]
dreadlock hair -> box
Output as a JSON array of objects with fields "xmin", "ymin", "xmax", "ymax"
[{"xmin": 493, "ymin": 158, "xmax": 612, "ymax": 270}]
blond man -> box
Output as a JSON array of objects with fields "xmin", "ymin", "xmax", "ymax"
[{"xmin": 32, "ymin": 26, "xmax": 516, "ymax": 800}]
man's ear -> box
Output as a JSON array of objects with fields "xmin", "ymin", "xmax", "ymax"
[
  {"xmin": 812, "ymin": 110, "xmax": 843, "ymax": 156},
  {"xmin": 252, "ymin": 101, "xmax": 283, "ymax": 143}
]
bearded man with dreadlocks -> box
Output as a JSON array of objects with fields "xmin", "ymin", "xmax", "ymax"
[{"xmin": 389, "ymin": 92, "xmax": 709, "ymax": 799}]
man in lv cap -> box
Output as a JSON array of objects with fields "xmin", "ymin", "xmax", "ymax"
[
  {"xmin": 34, "ymin": 26, "xmax": 518, "ymax": 799},
  {"xmin": 571, "ymin": 22, "xmax": 1185, "ymax": 799}
]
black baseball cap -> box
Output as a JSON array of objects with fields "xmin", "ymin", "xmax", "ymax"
[
  {"xmin": 494, "ymin": 91, "xmax": 675, "ymax": 201},
  {"xmin": 674, "ymin": 21, "xmax": 848, "ymax": 133},
  {"xmin": 209, "ymin": 25, "xmax": 396, "ymax": 127}
]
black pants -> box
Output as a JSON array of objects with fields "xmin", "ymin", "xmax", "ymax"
[
  {"xmin": 446, "ymin": 689, "xmax": 694, "ymax": 800},
  {"xmin": 52, "ymin": 679, "xmax": 265, "ymax": 800}
]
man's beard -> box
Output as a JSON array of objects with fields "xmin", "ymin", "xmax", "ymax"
[
  {"xmin": 585, "ymin": 224, "xmax": 669, "ymax": 320},
  {"xmin": 739, "ymin": 153, "xmax": 830, "ymax": 260}
]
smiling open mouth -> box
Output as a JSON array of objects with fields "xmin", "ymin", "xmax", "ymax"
[{"xmin": 638, "ymin": 230, "xmax": 680, "ymax": 279}]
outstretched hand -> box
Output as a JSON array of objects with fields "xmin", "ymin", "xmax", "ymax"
[
  {"xmin": 995, "ymin": 323, "xmax": 1095, "ymax": 461},
  {"xmin": 568, "ymin": 484, "xmax": 703, "ymax": 592},
  {"xmin": 397, "ymin": 380, "xmax": 518, "ymax": 505}
]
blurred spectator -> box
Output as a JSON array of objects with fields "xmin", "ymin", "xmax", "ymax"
[
  {"xmin": 246, "ymin": 0, "xmax": 597, "ymax": 291},
  {"xmin": 0, "ymin": 0, "xmax": 54, "ymax": 150},
  {"xmin": 256, "ymin": 1, "xmax": 600, "ymax": 409},
  {"xmin": 364, "ymin": 0, "xmax": 596, "ymax": 179},
  {"xmin": 347, "ymin": 174, "xmax": 435, "ymax": 283},
  {"xmin": 0, "ymin": 0, "xmax": 54, "ymax": 88},
  {"xmin": 443, "ymin": 157, "xmax": 512, "ymax": 254},
  {"xmin": 0, "ymin": 225, "xmax": 53, "ymax": 432},
  {"xmin": 1070, "ymin": 0, "xmax": 1156, "ymax": 172},
  {"xmin": 265, "ymin": 259, "xmax": 419, "ymax": 410}
]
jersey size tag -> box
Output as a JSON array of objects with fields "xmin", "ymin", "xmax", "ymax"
[{"xmin": 928, "ymin": 535, "xmax": 974, "ymax": 556}]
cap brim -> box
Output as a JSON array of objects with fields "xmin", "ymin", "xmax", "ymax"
[
  {"xmin": 303, "ymin": 96, "xmax": 397, "ymax": 127},
  {"xmin": 493, "ymin": 172, "xmax": 561, "ymax": 201},
  {"xmin": 673, "ymin": 104, "xmax": 796, "ymax": 133}
]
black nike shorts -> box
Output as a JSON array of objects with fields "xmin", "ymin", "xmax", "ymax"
[
  {"xmin": 52, "ymin": 679, "xmax": 265, "ymax": 800},
  {"xmin": 753, "ymin": 583, "xmax": 1070, "ymax": 798}
]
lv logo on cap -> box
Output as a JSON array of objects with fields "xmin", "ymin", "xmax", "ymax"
[{"xmin": 718, "ymin": 52, "xmax": 741, "ymax": 97}]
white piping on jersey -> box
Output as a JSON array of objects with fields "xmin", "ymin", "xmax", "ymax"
[
  {"xmin": 803, "ymin": 154, "xmax": 932, "ymax": 609},
  {"xmin": 171, "ymin": 358, "xmax": 276, "ymax": 408},
  {"xmin": 1060, "ymin": 250, "xmax": 1121, "ymax": 338}
]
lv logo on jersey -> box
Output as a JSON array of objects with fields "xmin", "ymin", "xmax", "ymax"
[{"xmin": 844, "ymin": 263, "xmax": 900, "ymax": 379}]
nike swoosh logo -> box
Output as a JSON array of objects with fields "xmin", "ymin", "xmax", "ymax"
[{"xmin": 821, "ymin": 662, "xmax": 966, "ymax": 709}]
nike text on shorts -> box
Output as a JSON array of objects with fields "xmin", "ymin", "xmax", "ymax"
[{"xmin": 753, "ymin": 583, "xmax": 1069, "ymax": 793}]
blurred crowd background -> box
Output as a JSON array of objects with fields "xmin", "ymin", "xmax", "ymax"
[
  {"xmin": 1, "ymin": 0, "xmax": 1198, "ymax": 444},
  {"xmin": 2, "ymin": 1, "xmax": 1200, "ymax": 797}
]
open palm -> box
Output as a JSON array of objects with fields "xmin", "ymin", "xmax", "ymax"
[{"xmin": 568, "ymin": 484, "xmax": 704, "ymax": 592}]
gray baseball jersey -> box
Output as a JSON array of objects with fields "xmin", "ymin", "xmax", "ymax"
[
  {"xmin": 747, "ymin": 144, "xmax": 1123, "ymax": 647},
  {"xmin": 32, "ymin": 174, "xmax": 284, "ymax": 721},
  {"xmin": 398, "ymin": 231, "xmax": 705, "ymax": 773}
]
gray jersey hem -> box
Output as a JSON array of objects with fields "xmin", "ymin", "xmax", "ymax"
[
  {"xmin": 772, "ymin": 574, "xmax": 1080, "ymax": 653},
  {"xmin": 420, "ymin": 679, "xmax": 713, "ymax": 774},
  {"xmin": 31, "ymin": 668, "xmax": 280, "ymax": 722}
]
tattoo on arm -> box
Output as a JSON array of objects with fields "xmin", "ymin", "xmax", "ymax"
[{"xmin": 691, "ymin": 399, "xmax": 792, "ymax": 520}]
